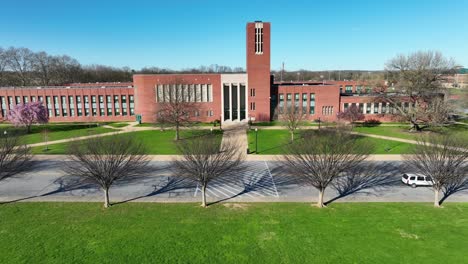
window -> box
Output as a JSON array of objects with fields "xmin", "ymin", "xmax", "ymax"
[
  {"xmin": 250, "ymin": 102, "xmax": 256, "ymax": 111},
  {"xmin": 207, "ymin": 110, "xmax": 213, "ymax": 117},
  {"xmin": 129, "ymin": 95, "xmax": 135, "ymax": 116},
  {"xmin": 250, "ymin": 88, "xmax": 256, "ymax": 97},
  {"xmin": 309, "ymin": 93, "xmax": 315, "ymax": 114},
  {"xmin": 201, "ymin": 84, "xmax": 207, "ymax": 102},
  {"xmin": 302, "ymin": 93, "xmax": 307, "ymax": 113},
  {"xmin": 344, "ymin": 103, "xmax": 349, "ymax": 110},
  {"xmin": 195, "ymin": 84, "xmax": 201, "ymax": 102},
  {"xmin": 38, "ymin": 96, "xmax": 44, "ymax": 102},
  {"xmin": 366, "ymin": 103, "xmax": 371, "ymax": 114},
  {"xmin": 278, "ymin": 94, "xmax": 284, "ymax": 114},
  {"xmin": 356, "ymin": 86, "xmax": 362, "ymax": 93},
  {"xmin": 366, "ymin": 86, "xmax": 372, "ymax": 93},
  {"xmin": 293, "ymin": 93, "xmax": 299, "ymax": 113},
  {"xmin": 255, "ymin": 22, "xmax": 264, "ymax": 54},
  {"xmin": 207, "ymin": 84, "xmax": 212, "ymax": 102},
  {"xmin": 15, "ymin": 96, "xmax": 21, "ymax": 104},
  {"xmin": 156, "ymin": 84, "xmax": 163, "ymax": 102},
  {"xmin": 410, "ymin": 176, "xmax": 416, "ymax": 181},
  {"xmin": 23, "ymin": 96, "xmax": 29, "ymax": 103},
  {"xmin": 339, "ymin": 85, "xmax": 343, "ymax": 93},
  {"xmin": 194, "ymin": 110, "xmax": 200, "ymax": 117},
  {"xmin": 345, "ymin": 86, "xmax": 353, "ymax": 93},
  {"xmin": 31, "ymin": 96, "xmax": 36, "ymax": 102},
  {"xmin": 373, "ymin": 103, "xmax": 379, "ymax": 114},
  {"xmin": 286, "ymin": 93, "xmax": 292, "ymax": 109},
  {"xmin": 359, "ymin": 104, "xmax": 364, "ymax": 113}
]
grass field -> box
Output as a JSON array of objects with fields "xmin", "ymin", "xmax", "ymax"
[
  {"xmin": 0, "ymin": 202, "xmax": 467, "ymax": 263},
  {"xmin": 106, "ymin": 122, "xmax": 130, "ymax": 128},
  {"xmin": 354, "ymin": 124, "xmax": 468, "ymax": 141},
  {"xmin": 3, "ymin": 124, "xmax": 115, "ymax": 145},
  {"xmin": 247, "ymin": 129, "xmax": 415, "ymax": 154},
  {"xmin": 32, "ymin": 129, "xmax": 223, "ymax": 154}
]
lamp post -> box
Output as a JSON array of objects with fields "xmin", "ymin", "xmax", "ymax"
[
  {"xmin": 255, "ymin": 128, "xmax": 258, "ymax": 154},
  {"xmin": 3, "ymin": 131, "xmax": 7, "ymax": 136},
  {"xmin": 210, "ymin": 128, "xmax": 213, "ymax": 135}
]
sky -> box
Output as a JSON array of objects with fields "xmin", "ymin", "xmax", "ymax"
[{"xmin": 0, "ymin": 0, "xmax": 467, "ymax": 71}]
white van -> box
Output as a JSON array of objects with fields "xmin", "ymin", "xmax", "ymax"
[{"xmin": 402, "ymin": 173, "xmax": 433, "ymax": 188}]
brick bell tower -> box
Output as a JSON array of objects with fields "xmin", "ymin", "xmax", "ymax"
[{"xmin": 246, "ymin": 21, "xmax": 271, "ymax": 121}]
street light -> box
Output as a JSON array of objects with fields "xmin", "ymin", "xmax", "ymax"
[
  {"xmin": 210, "ymin": 128, "xmax": 213, "ymax": 134},
  {"xmin": 3, "ymin": 131, "xmax": 7, "ymax": 136},
  {"xmin": 255, "ymin": 128, "xmax": 258, "ymax": 154}
]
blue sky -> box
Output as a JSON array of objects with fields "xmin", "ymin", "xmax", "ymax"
[{"xmin": 1, "ymin": 0, "xmax": 466, "ymax": 71}]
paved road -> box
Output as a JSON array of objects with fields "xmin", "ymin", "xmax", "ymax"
[{"xmin": 1, "ymin": 160, "xmax": 467, "ymax": 204}]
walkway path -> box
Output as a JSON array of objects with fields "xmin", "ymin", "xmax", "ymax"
[{"xmin": 220, "ymin": 122, "xmax": 248, "ymax": 157}]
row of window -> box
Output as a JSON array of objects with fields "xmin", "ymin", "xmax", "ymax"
[
  {"xmin": 343, "ymin": 102, "xmax": 415, "ymax": 114},
  {"xmin": 156, "ymin": 84, "xmax": 213, "ymax": 103},
  {"xmin": 322, "ymin": 106, "xmax": 334, "ymax": 116},
  {"xmin": 0, "ymin": 95, "xmax": 135, "ymax": 118},
  {"xmin": 340, "ymin": 85, "xmax": 372, "ymax": 94},
  {"xmin": 158, "ymin": 110, "xmax": 214, "ymax": 118},
  {"xmin": 278, "ymin": 93, "xmax": 316, "ymax": 114}
]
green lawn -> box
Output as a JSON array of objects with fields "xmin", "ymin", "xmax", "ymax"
[
  {"xmin": 354, "ymin": 124, "xmax": 468, "ymax": 141},
  {"xmin": 247, "ymin": 129, "xmax": 415, "ymax": 154},
  {"xmin": 32, "ymin": 129, "xmax": 223, "ymax": 154},
  {"xmin": 0, "ymin": 203, "xmax": 467, "ymax": 263},
  {"xmin": 3, "ymin": 124, "xmax": 115, "ymax": 145}
]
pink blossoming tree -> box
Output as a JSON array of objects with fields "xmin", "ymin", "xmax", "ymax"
[{"xmin": 7, "ymin": 102, "xmax": 49, "ymax": 133}]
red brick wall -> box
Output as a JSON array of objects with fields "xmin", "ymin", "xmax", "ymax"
[
  {"xmin": 0, "ymin": 87, "xmax": 135, "ymax": 123},
  {"xmin": 247, "ymin": 22, "xmax": 271, "ymax": 121},
  {"xmin": 277, "ymin": 84, "xmax": 341, "ymax": 122},
  {"xmin": 133, "ymin": 74, "xmax": 222, "ymax": 123}
]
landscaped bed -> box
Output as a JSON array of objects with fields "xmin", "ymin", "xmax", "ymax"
[
  {"xmin": 247, "ymin": 129, "xmax": 415, "ymax": 154},
  {"xmin": 0, "ymin": 202, "xmax": 466, "ymax": 263},
  {"xmin": 31, "ymin": 129, "xmax": 223, "ymax": 154}
]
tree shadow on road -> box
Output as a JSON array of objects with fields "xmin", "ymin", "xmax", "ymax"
[{"xmin": 325, "ymin": 162, "xmax": 401, "ymax": 205}]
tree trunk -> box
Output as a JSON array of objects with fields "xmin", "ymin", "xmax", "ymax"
[
  {"xmin": 290, "ymin": 131, "xmax": 294, "ymax": 142},
  {"xmin": 434, "ymin": 188, "xmax": 441, "ymax": 207},
  {"xmin": 27, "ymin": 125, "xmax": 31, "ymax": 134},
  {"xmin": 175, "ymin": 124, "xmax": 180, "ymax": 140},
  {"xmin": 104, "ymin": 188, "xmax": 110, "ymax": 208},
  {"xmin": 201, "ymin": 184, "xmax": 207, "ymax": 207},
  {"xmin": 317, "ymin": 188, "xmax": 326, "ymax": 208},
  {"xmin": 410, "ymin": 120, "xmax": 421, "ymax": 132}
]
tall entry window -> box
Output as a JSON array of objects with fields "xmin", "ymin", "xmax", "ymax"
[
  {"xmin": 231, "ymin": 84, "xmax": 238, "ymax": 120},
  {"xmin": 240, "ymin": 84, "xmax": 246, "ymax": 120},
  {"xmin": 223, "ymin": 84, "xmax": 230, "ymax": 121}
]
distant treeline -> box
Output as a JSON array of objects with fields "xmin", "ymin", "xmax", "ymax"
[{"xmin": 0, "ymin": 46, "xmax": 386, "ymax": 86}]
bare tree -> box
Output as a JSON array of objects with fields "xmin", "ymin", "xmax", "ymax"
[
  {"xmin": 279, "ymin": 105, "xmax": 305, "ymax": 142},
  {"xmin": 379, "ymin": 51, "xmax": 457, "ymax": 131},
  {"xmin": 337, "ymin": 105, "xmax": 365, "ymax": 125},
  {"xmin": 404, "ymin": 135, "xmax": 468, "ymax": 207},
  {"xmin": 172, "ymin": 135, "xmax": 245, "ymax": 207},
  {"xmin": 155, "ymin": 78, "xmax": 197, "ymax": 140},
  {"xmin": 64, "ymin": 134, "xmax": 150, "ymax": 208},
  {"xmin": 0, "ymin": 132, "xmax": 33, "ymax": 184},
  {"xmin": 5, "ymin": 47, "xmax": 35, "ymax": 86},
  {"xmin": 0, "ymin": 48, "xmax": 7, "ymax": 84},
  {"xmin": 32, "ymin": 51, "xmax": 55, "ymax": 86},
  {"xmin": 281, "ymin": 128, "xmax": 372, "ymax": 207}
]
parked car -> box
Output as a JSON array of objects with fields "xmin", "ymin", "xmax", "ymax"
[{"xmin": 402, "ymin": 173, "xmax": 433, "ymax": 188}]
